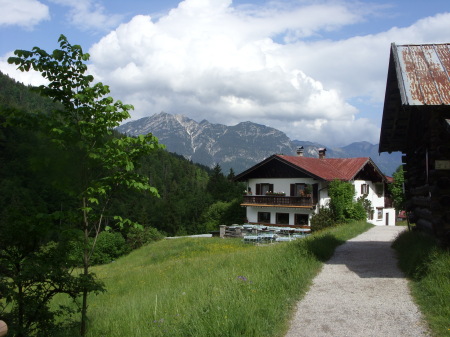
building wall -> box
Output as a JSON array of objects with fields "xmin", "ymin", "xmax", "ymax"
[
  {"xmin": 245, "ymin": 177, "xmax": 319, "ymax": 196},
  {"xmin": 244, "ymin": 178, "xmax": 394, "ymax": 226},
  {"xmin": 353, "ymin": 180, "xmax": 395, "ymax": 226},
  {"xmin": 246, "ymin": 207, "xmax": 314, "ymax": 226}
]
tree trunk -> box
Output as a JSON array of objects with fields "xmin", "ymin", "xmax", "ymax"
[{"xmin": 80, "ymin": 200, "xmax": 89, "ymax": 337}]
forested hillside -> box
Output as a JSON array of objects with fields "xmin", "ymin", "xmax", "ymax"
[
  {"xmin": 0, "ymin": 40, "xmax": 243, "ymax": 337},
  {"xmin": 0, "ymin": 70, "xmax": 244, "ymax": 237}
]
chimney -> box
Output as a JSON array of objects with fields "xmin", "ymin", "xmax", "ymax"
[
  {"xmin": 296, "ymin": 146, "xmax": 304, "ymax": 157},
  {"xmin": 318, "ymin": 147, "xmax": 326, "ymax": 159}
]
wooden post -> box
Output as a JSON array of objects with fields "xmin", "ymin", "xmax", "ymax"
[{"xmin": 219, "ymin": 225, "xmax": 226, "ymax": 238}]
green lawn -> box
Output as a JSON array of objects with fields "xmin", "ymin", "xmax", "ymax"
[
  {"xmin": 393, "ymin": 230, "xmax": 450, "ymax": 337},
  {"xmin": 55, "ymin": 221, "xmax": 372, "ymax": 337}
]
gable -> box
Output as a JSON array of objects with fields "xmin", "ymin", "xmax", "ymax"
[
  {"xmin": 235, "ymin": 155, "xmax": 318, "ymax": 180},
  {"xmin": 235, "ymin": 155, "xmax": 386, "ymax": 183},
  {"xmin": 379, "ymin": 43, "xmax": 450, "ymax": 153}
]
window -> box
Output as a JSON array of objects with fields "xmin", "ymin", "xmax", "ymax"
[
  {"xmin": 276, "ymin": 213, "xmax": 289, "ymax": 225},
  {"xmin": 374, "ymin": 183, "xmax": 384, "ymax": 197},
  {"xmin": 361, "ymin": 184, "xmax": 369, "ymax": 195},
  {"xmin": 290, "ymin": 183, "xmax": 306, "ymax": 196},
  {"xmin": 258, "ymin": 212, "xmax": 271, "ymax": 223},
  {"xmin": 295, "ymin": 214, "xmax": 309, "ymax": 225},
  {"xmin": 368, "ymin": 208, "xmax": 374, "ymax": 220},
  {"xmin": 377, "ymin": 208, "xmax": 383, "ymax": 220},
  {"xmin": 256, "ymin": 183, "xmax": 274, "ymax": 195}
]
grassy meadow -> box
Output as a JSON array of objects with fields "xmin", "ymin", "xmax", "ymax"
[
  {"xmin": 54, "ymin": 221, "xmax": 372, "ymax": 336},
  {"xmin": 393, "ymin": 230, "xmax": 450, "ymax": 337}
]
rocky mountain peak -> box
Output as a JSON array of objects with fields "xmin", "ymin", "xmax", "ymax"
[{"xmin": 116, "ymin": 112, "xmax": 401, "ymax": 175}]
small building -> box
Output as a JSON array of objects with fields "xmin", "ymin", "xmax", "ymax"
[
  {"xmin": 235, "ymin": 148, "xmax": 395, "ymax": 227},
  {"xmin": 379, "ymin": 43, "xmax": 450, "ymax": 243}
]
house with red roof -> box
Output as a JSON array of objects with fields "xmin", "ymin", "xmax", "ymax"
[{"xmin": 235, "ymin": 147, "xmax": 395, "ymax": 227}]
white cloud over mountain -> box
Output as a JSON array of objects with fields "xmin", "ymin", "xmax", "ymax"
[
  {"xmin": 87, "ymin": 0, "xmax": 450, "ymax": 145},
  {"xmin": 2, "ymin": 0, "xmax": 450, "ymax": 146}
]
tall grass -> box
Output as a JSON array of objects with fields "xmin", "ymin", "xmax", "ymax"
[
  {"xmin": 55, "ymin": 221, "xmax": 371, "ymax": 337},
  {"xmin": 392, "ymin": 230, "xmax": 450, "ymax": 337}
]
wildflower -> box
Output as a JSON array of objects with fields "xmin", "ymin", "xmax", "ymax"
[{"xmin": 237, "ymin": 275, "xmax": 248, "ymax": 282}]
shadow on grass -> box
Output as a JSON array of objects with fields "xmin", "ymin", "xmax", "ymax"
[{"xmin": 304, "ymin": 234, "xmax": 345, "ymax": 262}]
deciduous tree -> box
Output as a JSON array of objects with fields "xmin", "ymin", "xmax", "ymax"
[{"xmin": 8, "ymin": 35, "xmax": 162, "ymax": 336}]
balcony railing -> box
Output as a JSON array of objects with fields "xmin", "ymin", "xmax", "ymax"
[{"xmin": 242, "ymin": 195, "xmax": 314, "ymax": 207}]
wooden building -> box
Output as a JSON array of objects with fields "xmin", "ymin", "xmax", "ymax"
[{"xmin": 379, "ymin": 43, "xmax": 450, "ymax": 244}]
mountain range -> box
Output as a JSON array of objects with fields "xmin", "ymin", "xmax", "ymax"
[{"xmin": 117, "ymin": 112, "xmax": 402, "ymax": 175}]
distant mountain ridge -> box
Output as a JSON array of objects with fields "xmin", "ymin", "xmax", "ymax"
[{"xmin": 117, "ymin": 112, "xmax": 401, "ymax": 175}]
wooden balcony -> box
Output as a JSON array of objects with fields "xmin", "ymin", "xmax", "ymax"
[{"xmin": 242, "ymin": 195, "xmax": 315, "ymax": 208}]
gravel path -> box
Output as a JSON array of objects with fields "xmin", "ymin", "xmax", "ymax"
[{"xmin": 285, "ymin": 226, "xmax": 430, "ymax": 337}]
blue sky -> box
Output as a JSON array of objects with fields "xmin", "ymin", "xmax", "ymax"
[{"xmin": 1, "ymin": 0, "xmax": 449, "ymax": 146}]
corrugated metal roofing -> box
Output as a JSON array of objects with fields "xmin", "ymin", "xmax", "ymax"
[
  {"xmin": 379, "ymin": 42, "xmax": 450, "ymax": 153},
  {"xmin": 395, "ymin": 43, "xmax": 450, "ymax": 106},
  {"xmin": 278, "ymin": 155, "xmax": 370, "ymax": 181}
]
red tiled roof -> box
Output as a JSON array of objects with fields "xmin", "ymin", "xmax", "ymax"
[{"xmin": 277, "ymin": 155, "xmax": 371, "ymax": 181}]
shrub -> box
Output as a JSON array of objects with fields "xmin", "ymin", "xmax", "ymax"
[
  {"xmin": 328, "ymin": 179, "xmax": 354, "ymax": 222},
  {"xmin": 345, "ymin": 202, "xmax": 367, "ymax": 221},
  {"xmin": 197, "ymin": 199, "xmax": 245, "ymax": 233},
  {"xmin": 310, "ymin": 207, "xmax": 335, "ymax": 232},
  {"xmin": 90, "ymin": 231, "xmax": 129, "ymax": 265},
  {"xmin": 126, "ymin": 226, "xmax": 164, "ymax": 250},
  {"xmin": 69, "ymin": 231, "xmax": 130, "ymax": 266}
]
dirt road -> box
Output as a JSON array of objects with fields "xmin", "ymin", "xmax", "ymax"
[{"xmin": 285, "ymin": 226, "xmax": 430, "ymax": 337}]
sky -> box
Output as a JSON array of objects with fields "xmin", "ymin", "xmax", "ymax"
[{"xmin": 1, "ymin": 0, "xmax": 449, "ymax": 146}]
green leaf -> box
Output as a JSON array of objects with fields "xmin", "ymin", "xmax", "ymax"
[{"xmin": 88, "ymin": 197, "xmax": 99, "ymax": 205}]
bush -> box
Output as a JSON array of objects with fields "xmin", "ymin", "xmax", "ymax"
[
  {"xmin": 197, "ymin": 199, "xmax": 245, "ymax": 233},
  {"xmin": 328, "ymin": 179, "xmax": 354, "ymax": 222},
  {"xmin": 68, "ymin": 231, "xmax": 130, "ymax": 266},
  {"xmin": 310, "ymin": 207, "xmax": 336, "ymax": 232},
  {"xmin": 344, "ymin": 202, "xmax": 367, "ymax": 221},
  {"xmin": 126, "ymin": 226, "xmax": 164, "ymax": 250},
  {"xmin": 90, "ymin": 231, "xmax": 129, "ymax": 265}
]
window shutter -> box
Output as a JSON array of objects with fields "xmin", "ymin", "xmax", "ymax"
[
  {"xmin": 312, "ymin": 183, "xmax": 318, "ymax": 204},
  {"xmin": 269, "ymin": 184, "xmax": 274, "ymax": 192},
  {"xmin": 290, "ymin": 184, "xmax": 295, "ymax": 196},
  {"xmin": 256, "ymin": 184, "xmax": 261, "ymax": 195}
]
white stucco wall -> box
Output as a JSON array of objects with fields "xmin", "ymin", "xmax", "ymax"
[
  {"xmin": 245, "ymin": 206, "xmax": 314, "ymax": 226},
  {"xmin": 244, "ymin": 178, "xmax": 325, "ymax": 226},
  {"xmin": 243, "ymin": 177, "xmax": 395, "ymax": 226},
  {"xmin": 245, "ymin": 177, "xmax": 319, "ymax": 195},
  {"xmin": 353, "ymin": 180, "xmax": 396, "ymax": 226}
]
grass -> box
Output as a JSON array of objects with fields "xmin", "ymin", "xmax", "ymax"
[
  {"xmin": 53, "ymin": 221, "xmax": 372, "ymax": 337},
  {"xmin": 392, "ymin": 230, "xmax": 450, "ymax": 337}
]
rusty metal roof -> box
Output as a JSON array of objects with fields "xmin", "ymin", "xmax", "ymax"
[
  {"xmin": 379, "ymin": 43, "xmax": 450, "ymax": 153},
  {"xmin": 395, "ymin": 43, "xmax": 450, "ymax": 105}
]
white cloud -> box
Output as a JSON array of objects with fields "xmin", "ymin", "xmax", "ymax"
[
  {"xmin": 89, "ymin": 0, "xmax": 366, "ymax": 145},
  {"xmin": 0, "ymin": 0, "xmax": 49, "ymax": 28},
  {"xmin": 0, "ymin": 52, "xmax": 48, "ymax": 86},
  {"xmin": 49, "ymin": 0, "xmax": 123, "ymax": 32},
  {"xmin": 6, "ymin": 0, "xmax": 448, "ymax": 147}
]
